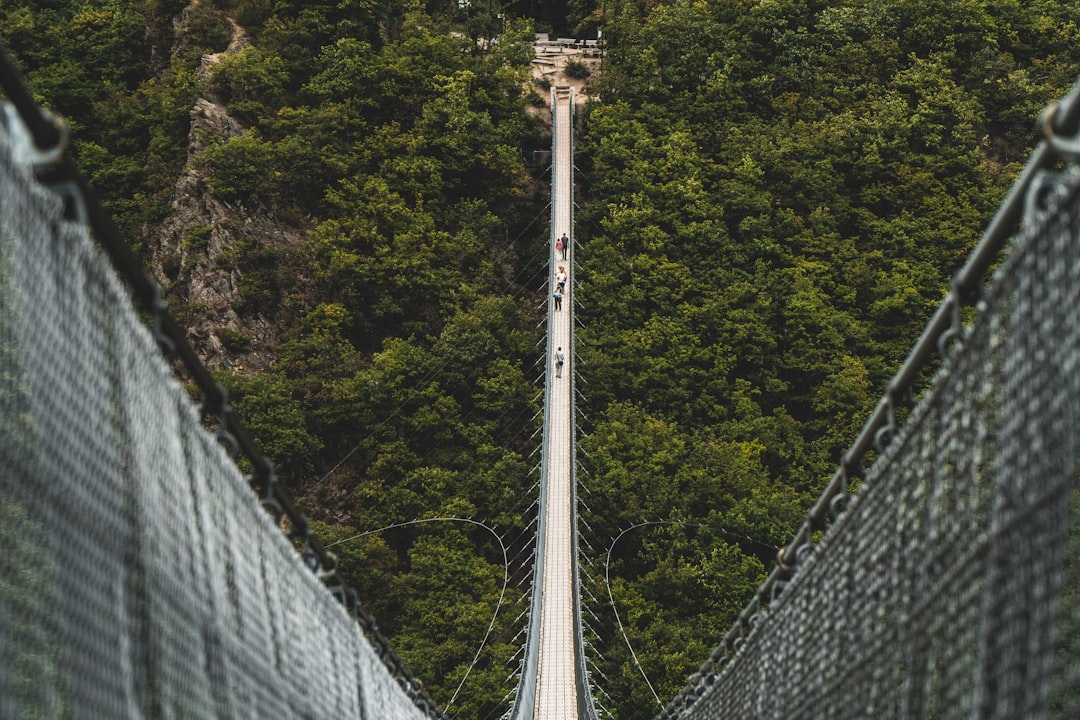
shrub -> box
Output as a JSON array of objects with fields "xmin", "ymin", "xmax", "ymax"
[
  {"xmin": 563, "ymin": 59, "xmax": 590, "ymax": 79},
  {"xmin": 217, "ymin": 327, "xmax": 253, "ymax": 353}
]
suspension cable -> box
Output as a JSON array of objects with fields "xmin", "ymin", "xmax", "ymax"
[
  {"xmin": 601, "ymin": 520, "xmax": 782, "ymax": 709},
  {"xmin": 327, "ymin": 516, "xmax": 512, "ymax": 713}
]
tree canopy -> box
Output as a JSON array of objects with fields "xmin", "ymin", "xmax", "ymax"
[
  {"xmin": 570, "ymin": 0, "xmax": 1080, "ymax": 713},
  {"xmin": 4, "ymin": 0, "xmax": 1080, "ymax": 716}
]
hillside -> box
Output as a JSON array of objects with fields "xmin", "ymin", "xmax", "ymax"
[
  {"xmin": 573, "ymin": 0, "xmax": 1080, "ymax": 714},
  {"xmin": 3, "ymin": 0, "xmax": 1080, "ymax": 717}
]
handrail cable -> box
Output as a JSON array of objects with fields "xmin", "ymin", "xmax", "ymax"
[
  {"xmin": 327, "ymin": 516, "xmax": 511, "ymax": 713},
  {"xmin": 303, "ymin": 200, "xmax": 553, "ymax": 500},
  {"xmin": 602, "ymin": 520, "xmax": 783, "ymax": 709}
]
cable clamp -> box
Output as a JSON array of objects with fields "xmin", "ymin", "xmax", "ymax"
[
  {"xmin": 148, "ymin": 280, "xmax": 177, "ymax": 361},
  {"xmin": 300, "ymin": 545, "xmax": 320, "ymax": 573},
  {"xmin": 316, "ymin": 551, "xmax": 338, "ymax": 581},
  {"xmin": 1042, "ymin": 102, "xmax": 1080, "ymax": 163},
  {"xmin": 257, "ymin": 459, "xmax": 282, "ymax": 522},
  {"xmin": 45, "ymin": 180, "xmax": 88, "ymax": 224},
  {"xmin": 204, "ymin": 382, "xmax": 239, "ymax": 458},
  {"xmin": 1024, "ymin": 167, "xmax": 1078, "ymax": 231},
  {"xmin": 776, "ymin": 545, "xmax": 795, "ymax": 573},
  {"xmin": 873, "ymin": 390, "xmax": 898, "ymax": 453},
  {"xmin": 770, "ymin": 578, "xmax": 789, "ymax": 604},
  {"xmin": 29, "ymin": 109, "xmax": 68, "ymax": 172},
  {"xmin": 936, "ymin": 293, "xmax": 964, "ymax": 363}
]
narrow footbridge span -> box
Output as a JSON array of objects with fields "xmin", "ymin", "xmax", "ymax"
[{"xmin": 510, "ymin": 86, "xmax": 599, "ymax": 720}]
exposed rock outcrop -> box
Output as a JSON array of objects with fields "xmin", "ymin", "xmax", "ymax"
[{"xmin": 144, "ymin": 10, "xmax": 307, "ymax": 373}]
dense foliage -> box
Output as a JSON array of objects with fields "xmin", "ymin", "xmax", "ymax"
[
  {"xmin": 572, "ymin": 0, "xmax": 1080, "ymax": 715},
  {"xmin": 5, "ymin": 0, "xmax": 1080, "ymax": 717},
  {"xmin": 3, "ymin": 1, "xmax": 546, "ymax": 716}
]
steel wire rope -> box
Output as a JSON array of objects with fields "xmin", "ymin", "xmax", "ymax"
[
  {"xmin": 312, "ymin": 381, "xmax": 544, "ymax": 565},
  {"xmin": 327, "ymin": 516, "xmax": 511, "ymax": 713},
  {"xmin": 300, "ymin": 222, "xmax": 557, "ymax": 669},
  {"xmin": 311, "ymin": 386, "xmax": 548, "ymax": 660},
  {"xmin": 391, "ymin": 331, "xmax": 551, "ymax": 456},
  {"xmin": 568, "ymin": 167, "xmax": 725, "ymax": 716},
  {"xmin": 303, "ymin": 357, "xmax": 543, "ymax": 503},
  {"xmin": 308, "ymin": 345, "xmax": 546, "ymax": 544},
  {"xmin": 288, "ymin": 204, "xmax": 556, "ymax": 709},
  {"xmin": 0, "ymin": 38, "xmax": 552, "ymax": 720},
  {"xmin": 0, "ymin": 40, "xmax": 440, "ymax": 720},
  {"xmin": 303, "ymin": 203, "xmax": 555, "ymax": 499},
  {"xmin": 306, "ymin": 232, "xmax": 557, "ymax": 695},
  {"xmin": 601, "ymin": 520, "xmax": 781, "ymax": 709},
  {"xmin": 493, "ymin": 202, "xmax": 555, "ymax": 289},
  {"xmin": 603, "ymin": 522, "xmax": 666, "ymax": 708},
  {"xmin": 650, "ymin": 74, "xmax": 1080, "ymax": 720},
  {"xmin": 566, "ymin": 177, "xmax": 749, "ymax": 713},
  {"xmin": 0, "ymin": 41, "xmax": 455, "ymax": 719}
]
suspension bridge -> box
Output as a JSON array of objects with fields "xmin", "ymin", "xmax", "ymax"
[
  {"xmin": 3, "ymin": 36, "xmax": 1080, "ymax": 718},
  {"xmin": 511, "ymin": 86, "xmax": 598, "ymax": 720}
]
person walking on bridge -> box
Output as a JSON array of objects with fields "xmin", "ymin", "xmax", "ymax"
[
  {"xmin": 555, "ymin": 347, "xmax": 565, "ymax": 378},
  {"xmin": 559, "ymin": 232, "xmax": 569, "ymax": 260}
]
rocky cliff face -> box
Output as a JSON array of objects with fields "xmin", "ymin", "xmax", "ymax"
[{"xmin": 144, "ymin": 5, "xmax": 307, "ymax": 373}]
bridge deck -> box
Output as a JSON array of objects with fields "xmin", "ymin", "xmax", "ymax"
[{"xmin": 534, "ymin": 86, "xmax": 578, "ymax": 720}]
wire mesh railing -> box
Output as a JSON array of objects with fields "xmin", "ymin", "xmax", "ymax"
[
  {"xmin": 0, "ymin": 43, "xmax": 442, "ymax": 720},
  {"xmin": 658, "ymin": 76, "xmax": 1080, "ymax": 720}
]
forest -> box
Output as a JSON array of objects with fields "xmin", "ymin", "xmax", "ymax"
[{"xmin": 3, "ymin": 0, "xmax": 1080, "ymax": 717}]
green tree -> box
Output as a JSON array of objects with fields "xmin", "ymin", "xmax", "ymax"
[{"xmin": 208, "ymin": 45, "xmax": 289, "ymax": 122}]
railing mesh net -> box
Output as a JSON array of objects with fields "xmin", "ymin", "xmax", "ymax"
[
  {"xmin": 673, "ymin": 167, "xmax": 1080, "ymax": 719},
  {"xmin": 0, "ymin": 105, "xmax": 425, "ymax": 719}
]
